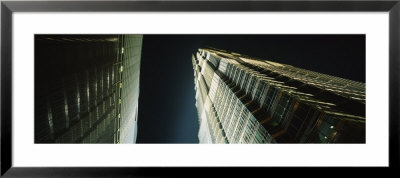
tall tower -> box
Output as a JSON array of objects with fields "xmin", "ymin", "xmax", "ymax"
[
  {"xmin": 192, "ymin": 48, "xmax": 365, "ymax": 143},
  {"xmin": 35, "ymin": 35, "xmax": 142, "ymax": 143}
]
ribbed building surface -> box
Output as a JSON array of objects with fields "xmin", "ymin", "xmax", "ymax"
[
  {"xmin": 192, "ymin": 48, "xmax": 365, "ymax": 143},
  {"xmin": 35, "ymin": 35, "xmax": 142, "ymax": 143}
]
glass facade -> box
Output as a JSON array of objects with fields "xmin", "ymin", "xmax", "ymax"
[
  {"xmin": 193, "ymin": 48, "xmax": 365, "ymax": 143},
  {"xmin": 35, "ymin": 35, "xmax": 142, "ymax": 143}
]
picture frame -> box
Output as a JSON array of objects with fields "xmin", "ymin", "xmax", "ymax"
[{"xmin": 1, "ymin": 0, "xmax": 399, "ymax": 176}]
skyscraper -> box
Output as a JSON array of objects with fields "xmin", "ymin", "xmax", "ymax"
[
  {"xmin": 192, "ymin": 48, "xmax": 365, "ymax": 143},
  {"xmin": 35, "ymin": 35, "xmax": 142, "ymax": 143}
]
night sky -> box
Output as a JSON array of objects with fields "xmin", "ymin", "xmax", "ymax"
[{"xmin": 136, "ymin": 35, "xmax": 365, "ymax": 143}]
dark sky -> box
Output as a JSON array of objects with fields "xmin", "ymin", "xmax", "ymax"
[{"xmin": 136, "ymin": 35, "xmax": 365, "ymax": 143}]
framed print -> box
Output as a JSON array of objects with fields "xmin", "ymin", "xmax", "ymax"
[{"xmin": 1, "ymin": 0, "xmax": 399, "ymax": 177}]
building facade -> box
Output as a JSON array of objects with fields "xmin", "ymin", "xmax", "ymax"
[
  {"xmin": 192, "ymin": 48, "xmax": 365, "ymax": 143},
  {"xmin": 35, "ymin": 35, "xmax": 142, "ymax": 143}
]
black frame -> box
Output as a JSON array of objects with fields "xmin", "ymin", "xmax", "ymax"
[{"xmin": 1, "ymin": 0, "xmax": 399, "ymax": 177}]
